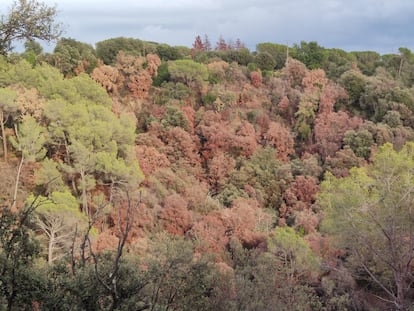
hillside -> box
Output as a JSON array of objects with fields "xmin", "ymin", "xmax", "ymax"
[{"xmin": 1, "ymin": 32, "xmax": 414, "ymax": 310}]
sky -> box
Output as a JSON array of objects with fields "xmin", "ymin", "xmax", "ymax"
[{"xmin": 1, "ymin": 0, "xmax": 414, "ymax": 54}]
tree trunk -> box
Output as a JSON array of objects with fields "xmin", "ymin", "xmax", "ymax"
[
  {"xmin": 80, "ymin": 170, "xmax": 88, "ymax": 216},
  {"xmin": 398, "ymin": 57, "xmax": 404, "ymax": 79},
  {"xmin": 48, "ymin": 231, "xmax": 55, "ymax": 265},
  {"xmin": 395, "ymin": 272, "xmax": 406, "ymax": 311},
  {"xmin": 12, "ymin": 156, "xmax": 24, "ymax": 209},
  {"xmin": 1, "ymin": 110, "xmax": 7, "ymax": 162}
]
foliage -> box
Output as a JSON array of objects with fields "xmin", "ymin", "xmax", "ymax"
[
  {"xmin": 51, "ymin": 38, "xmax": 98, "ymax": 76},
  {"xmin": 95, "ymin": 37, "xmax": 145, "ymax": 64},
  {"xmin": 0, "ymin": 87, "xmax": 18, "ymax": 161},
  {"xmin": 343, "ymin": 129, "xmax": 374, "ymax": 159},
  {"xmin": 255, "ymin": 52, "xmax": 276, "ymax": 71},
  {"xmin": 2, "ymin": 32, "xmax": 414, "ymax": 310},
  {"xmin": 230, "ymin": 237, "xmax": 321, "ymax": 311},
  {"xmin": 0, "ymin": 200, "xmax": 46, "ymax": 310},
  {"xmin": 219, "ymin": 147, "xmax": 292, "ymax": 210},
  {"xmin": 156, "ymin": 43, "xmax": 185, "ymax": 61},
  {"xmin": 292, "ymin": 41, "xmax": 326, "ymax": 69},
  {"xmin": 0, "ymin": 0, "xmax": 62, "ymax": 55},
  {"xmin": 320, "ymin": 142, "xmax": 414, "ymax": 309},
  {"xmin": 256, "ymin": 42, "xmax": 287, "ymax": 69},
  {"xmin": 350, "ymin": 50, "xmax": 382, "ymax": 75},
  {"xmin": 168, "ymin": 59, "xmax": 208, "ymax": 88},
  {"xmin": 9, "ymin": 115, "xmax": 46, "ymax": 162}
]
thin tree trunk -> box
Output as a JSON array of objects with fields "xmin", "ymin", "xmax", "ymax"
[
  {"xmin": 80, "ymin": 170, "xmax": 88, "ymax": 216},
  {"xmin": 398, "ymin": 57, "xmax": 404, "ymax": 79},
  {"xmin": 12, "ymin": 156, "xmax": 24, "ymax": 209},
  {"xmin": 1, "ymin": 110, "xmax": 7, "ymax": 162},
  {"xmin": 48, "ymin": 231, "xmax": 55, "ymax": 265},
  {"xmin": 395, "ymin": 272, "xmax": 406, "ymax": 311}
]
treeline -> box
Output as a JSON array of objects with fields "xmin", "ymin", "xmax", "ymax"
[{"xmin": 20, "ymin": 35, "xmax": 414, "ymax": 87}]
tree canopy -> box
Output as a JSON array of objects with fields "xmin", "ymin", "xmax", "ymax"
[
  {"xmin": 320, "ymin": 142, "xmax": 414, "ymax": 310},
  {"xmin": 0, "ymin": 0, "xmax": 62, "ymax": 55}
]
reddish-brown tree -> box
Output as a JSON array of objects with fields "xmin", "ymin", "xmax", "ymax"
[
  {"xmin": 226, "ymin": 198, "xmax": 270, "ymax": 248},
  {"xmin": 283, "ymin": 58, "xmax": 307, "ymax": 87},
  {"xmin": 263, "ymin": 121, "xmax": 295, "ymax": 162},
  {"xmin": 145, "ymin": 53, "xmax": 161, "ymax": 76},
  {"xmin": 127, "ymin": 70, "xmax": 152, "ymax": 99},
  {"xmin": 91, "ymin": 64, "xmax": 122, "ymax": 94},
  {"xmin": 158, "ymin": 193, "xmax": 192, "ymax": 235},
  {"xmin": 192, "ymin": 35, "xmax": 204, "ymax": 52},
  {"xmin": 318, "ymin": 83, "xmax": 348, "ymax": 115},
  {"xmin": 135, "ymin": 145, "xmax": 170, "ymax": 176},
  {"xmin": 163, "ymin": 126, "xmax": 202, "ymax": 170},
  {"xmin": 234, "ymin": 38, "xmax": 245, "ymax": 50},
  {"xmin": 231, "ymin": 119, "xmax": 259, "ymax": 157},
  {"xmin": 202, "ymin": 34, "xmax": 211, "ymax": 51},
  {"xmin": 314, "ymin": 112, "xmax": 362, "ymax": 159},
  {"xmin": 302, "ymin": 69, "xmax": 328, "ymax": 91},
  {"xmin": 282, "ymin": 175, "xmax": 319, "ymax": 215},
  {"xmin": 215, "ymin": 35, "xmax": 228, "ymax": 51},
  {"xmin": 250, "ymin": 71, "xmax": 263, "ymax": 88},
  {"xmin": 207, "ymin": 151, "xmax": 236, "ymax": 192}
]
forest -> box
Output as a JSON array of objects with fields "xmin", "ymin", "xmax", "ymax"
[{"xmin": 1, "ymin": 1, "xmax": 414, "ymax": 310}]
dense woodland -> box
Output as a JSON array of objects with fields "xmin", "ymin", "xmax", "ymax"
[{"xmin": 2, "ymin": 1, "xmax": 414, "ymax": 310}]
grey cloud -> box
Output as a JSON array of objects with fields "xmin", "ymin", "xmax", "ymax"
[{"xmin": 1, "ymin": 0, "xmax": 413, "ymax": 54}]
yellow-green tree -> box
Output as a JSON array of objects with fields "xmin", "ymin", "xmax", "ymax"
[
  {"xmin": 320, "ymin": 142, "xmax": 414, "ymax": 310},
  {"xmin": 9, "ymin": 115, "xmax": 46, "ymax": 208},
  {"xmin": 28, "ymin": 191, "xmax": 87, "ymax": 264}
]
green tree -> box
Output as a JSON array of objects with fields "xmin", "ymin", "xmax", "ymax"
[
  {"xmin": 28, "ymin": 191, "xmax": 86, "ymax": 264},
  {"xmin": 230, "ymin": 236, "xmax": 321, "ymax": 311},
  {"xmin": 219, "ymin": 147, "xmax": 292, "ymax": 210},
  {"xmin": 95, "ymin": 37, "xmax": 144, "ymax": 65},
  {"xmin": 41, "ymin": 71, "xmax": 142, "ymax": 214},
  {"xmin": 9, "ymin": 115, "xmax": 46, "ymax": 208},
  {"xmin": 220, "ymin": 48, "xmax": 253, "ymax": 66},
  {"xmin": 51, "ymin": 38, "xmax": 98, "ymax": 76},
  {"xmin": 145, "ymin": 233, "xmax": 221, "ymax": 311},
  {"xmin": 0, "ymin": 0, "xmax": 61, "ymax": 55},
  {"xmin": 322, "ymin": 48, "xmax": 354, "ymax": 79},
  {"xmin": 320, "ymin": 142, "xmax": 414, "ymax": 310},
  {"xmin": 0, "ymin": 199, "xmax": 47, "ymax": 310},
  {"xmin": 34, "ymin": 158, "xmax": 67, "ymax": 194},
  {"xmin": 168, "ymin": 59, "xmax": 208, "ymax": 88},
  {"xmin": 292, "ymin": 41, "xmax": 326, "ymax": 69},
  {"xmin": 268, "ymin": 227, "xmax": 320, "ymax": 282},
  {"xmin": 156, "ymin": 43, "xmax": 184, "ymax": 61},
  {"xmin": 256, "ymin": 42, "xmax": 287, "ymax": 69},
  {"xmin": 339, "ymin": 69, "xmax": 367, "ymax": 114},
  {"xmin": 254, "ymin": 51, "xmax": 276, "ymax": 71},
  {"xmin": 343, "ymin": 129, "xmax": 374, "ymax": 159},
  {"xmin": 350, "ymin": 50, "xmax": 382, "ymax": 75},
  {"xmin": 21, "ymin": 40, "xmax": 43, "ymax": 65}
]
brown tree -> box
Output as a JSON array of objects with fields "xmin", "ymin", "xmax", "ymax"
[
  {"xmin": 263, "ymin": 121, "xmax": 295, "ymax": 162},
  {"xmin": 91, "ymin": 64, "xmax": 122, "ymax": 94},
  {"xmin": 127, "ymin": 70, "xmax": 152, "ymax": 99},
  {"xmin": 314, "ymin": 112, "xmax": 362, "ymax": 159},
  {"xmin": 207, "ymin": 151, "xmax": 236, "ymax": 192},
  {"xmin": 250, "ymin": 71, "xmax": 262, "ymax": 88},
  {"xmin": 192, "ymin": 35, "xmax": 204, "ymax": 57},
  {"xmin": 215, "ymin": 35, "xmax": 228, "ymax": 51},
  {"xmin": 158, "ymin": 193, "xmax": 192, "ymax": 235}
]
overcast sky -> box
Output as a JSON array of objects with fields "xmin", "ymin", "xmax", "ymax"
[{"xmin": 1, "ymin": 0, "xmax": 414, "ymax": 54}]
